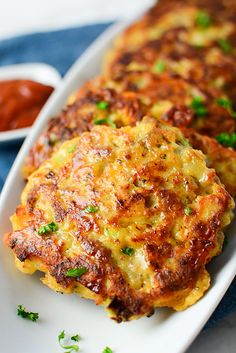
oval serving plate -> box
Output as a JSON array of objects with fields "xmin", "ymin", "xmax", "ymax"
[
  {"xmin": 0, "ymin": 63, "xmax": 61, "ymax": 143},
  {"xmin": 0, "ymin": 21, "xmax": 235, "ymax": 353}
]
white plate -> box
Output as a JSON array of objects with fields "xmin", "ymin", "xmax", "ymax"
[
  {"xmin": 0, "ymin": 22, "xmax": 235, "ymax": 353},
  {"xmin": 0, "ymin": 63, "xmax": 61, "ymax": 143}
]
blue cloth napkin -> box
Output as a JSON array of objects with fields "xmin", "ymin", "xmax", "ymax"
[{"xmin": 0, "ymin": 23, "xmax": 235, "ymax": 329}]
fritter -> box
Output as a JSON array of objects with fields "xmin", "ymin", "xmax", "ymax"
[
  {"xmin": 22, "ymin": 74, "xmax": 236, "ymax": 197},
  {"xmin": 22, "ymin": 85, "xmax": 145, "ymax": 177},
  {"xmin": 105, "ymin": 72, "xmax": 236, "ymax": 137},
  {"xmin": 104, "ymin": 0, "xmax": 236, "ymax": 102},
  {"xmin": 183, "ymin": 129, "xmax": 236, "ymax": 197},
  {"xmin": 5, "ymin": 118, "xmax": 234, "ymax": 322}
]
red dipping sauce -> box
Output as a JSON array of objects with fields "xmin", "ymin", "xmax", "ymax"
[{"xmin": 0, "ymin": 79, "xmax": 54, "ymax": 132}]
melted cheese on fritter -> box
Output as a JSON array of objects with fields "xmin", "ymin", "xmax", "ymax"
[{"xmin": 6, "ymin": 118, "xmax": 234, "ymax": 321}]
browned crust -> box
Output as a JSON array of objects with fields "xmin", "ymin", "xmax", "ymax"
[
  {"xmin": 22, "ymin": 74, "xmax": 236, "ymax": 197},
  {"xmin": 105, "ymin": 0, "xmax": 236, "ymax": 102},
  {"xmin": 6, "ymin": 118, "xmax": 234, "ymax": 321},
  {"xmin": 182, "ymin": 128, "xmax": 236, "ymax": 196},
  {"xmin": 23, "ymin": 86, "xmax": 144, "ymax": 177}
]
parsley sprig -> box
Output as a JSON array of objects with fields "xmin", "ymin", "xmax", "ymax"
[
  {"xmin": 94, "ymin": 118, "xmax": 117, "ymax": 128},
  {"xmin": 68, "ymin": 145, "xmax": 77, "ymax": 154},
  {"xmin": 102, "ymin": 347, "xmax": 113, "ymax": 353},
  {"xmin": 38, "ymin": 221, "xmax": 58, "ymax": 235},
  {"xmin": 195, "ymin": 11, "xmax": 212, "ymax": 28},
  {"xmin": 96, "ymin": 101, "xmax": 109, "ymax": 110},
  {"xmin": 218, "ymin": 38, "xmax": 232, "ymax": 54},
  {"xmin": 184, "ymin": 205, "xmax": 192, "ymax": 216},
  {"xmin": 216, "ymin": 132, "xmax": 236, "ymax": 149},
  {"xmin": 153, "ymin": 60, "xmax": 166, "ymax": 73},
  {"xmin": 191, "ymin": 96, "xmax": 208, "ymax": 117},
  {"xmin": 83, "ymin": 205, "xmax": 99, "ymax": 213},
  {"xmin": 66, "ymin": 267, "xmax": 87, "ymax": 278},
  {"xmin": 17, "ymin": 304, "xmax": 39, "ymax": 322},
  {"xmin": 121, "ymin": 247, "xmax": 134, "ymax": 256},
  {"xmin": 216, "ymin": 97, "xmax": 236, "ymax": 118},
  {"xmin": 58, "ymin": 330, "xmax": 80, "ymax": 353}
]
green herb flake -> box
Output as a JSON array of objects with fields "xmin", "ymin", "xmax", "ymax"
[
  {"xmin": 58, "ymin": 330, "xmax": 65, "ymax": 341},
  {"xmin": 68, "ymin": 145, "xmax": 77, "ymax": 154},
  {"xmin": 102, "ymin": 347, "xmax": 113, "ymax": 353},
  {"xmin": 121, "ymin": 247, "xmax": 134, "ymax": 256},
  {"xmin": 184, "ymin": 205, "xmax": 192, "ymax": 216},
  {"xmin": 218, "ymin": 38, "xmax": 233, "ymax": 54},
  {"xmin": 216, "ymin": 132, "xmax": 236, "ymax": 149},
  {"xmin": 96, "ymin": 101, "xmax": 109, "ymax": 110},
  {"xmin": 71, "ymin": 335, "xmax": 80, "ymax": 342},
  {"xmin": 58, "ymin": 330, "xmax": 80, "ymax": 353},
  {"xmin": 190, "ymin": 96, "xmax": 208, "ymax": 117},
  {"xmin": 217, "ymin": 97, "xmax": 232, "ymax": 109},
  {"xmin": 153, "ymin": 60, "xmax": 166, "ymax": 73},
  {"xmin": 94, "ymin": 118, "xmax": 117, "ymax": 128},
  {"xmin": 83, "ymin": 205, "xmax": 99, "ymax": 213},
  {"xmin": 17, "ymin": 304, "xmax": 39, "ymax": 322},
  {"xmin": 216, "ymin": 97, "xmax": 236, "ymax": 118},
  {"xmin": 195, "ymin": 11, "xmax": 212, "ymax": 28},
  {"xmin": 38, "ymin": 221, "xmax": 58, "ymax": 235},
  {"xmin": 66, "ymin": 267, "xmax": 87, "ymax": 278},
  {"xmin": 181, "ymin": 138, "xmax": 191, "ymax": 147}
]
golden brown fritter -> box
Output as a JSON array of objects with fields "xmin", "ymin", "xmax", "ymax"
[
  {"xmin": 182, "ymin": 129, "xmax": 236, "ymax": 197},
  {"xmin": 22, "ymin": 74, "xmax": 236, "ymax": 197},
  {"xmin": 5, "ymin": 118, "xmax": 234, "ymax": 321},
  {"xmin": 104, "ymin": 0, "xmax": 236, "ymax": 102},
  {"xmin": 22, "ymin": 85, "xmax": 145, "ymax": 177},
  {"xmin": 111, "ymin": 0, "xmax": 236, "ymax": 50},
  {"xmin": 105, "ymin": 72, "xmax": 236, "ymax": 137}
]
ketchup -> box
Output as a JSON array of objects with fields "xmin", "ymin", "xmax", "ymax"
[{"xmin": 0, "ymin": 79, "xmax": 54, "ymax": 131}]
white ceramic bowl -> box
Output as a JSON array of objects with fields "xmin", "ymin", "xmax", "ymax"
[
  {"xmin": 0, "ymin": 22, "xmax": 235, "ymax": 353},
  {"xmin": 0, "ymin": 63, "xmax": 61, "ymax": 143}
]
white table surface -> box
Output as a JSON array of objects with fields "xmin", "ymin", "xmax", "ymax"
[{"xmin": 1, "ymin": 0, "xmax": 236, "ymax": 352}]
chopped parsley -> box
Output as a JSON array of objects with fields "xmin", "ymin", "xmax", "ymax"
[
  {"xmin": 181, "ymin": 138, "xmax": 191, "ymax": 147},
  {"xmin": 218, "ymin": 38, "xmax": 232, "ymax": 54},
  {"xmin": 195, "ymin": 11, "xmax": 212, "ymax": 28},
  {"xmin": 190, "ymin": 96, "xmax": 208, "ymax": 117},
  {"xmin": 83, "ymin": 205, "xmax": 99, "ymax": 213},
  {"xmin": 68, "ymin": 145, "xmax": 77, "ymax": 153},
  {"xmin": 153, "ymin": 60, "xmax": 166, "ymax": 73},
  {"xmin": 17, "ymin": 304, "xmax": 39, "ymax": 322},
  {"xmin": 216, "ymin": 97, "xmax": 236, "ymax": 118},
  {"xmin": 38, "ymin": 222, "xmax": 58, "ymax": 235},
  {"xmin": 121, "ymin": 247, "xmax": 134, "ymax": 256},
  {"xmin": 66, "ymin": 267, "xmax": 87, "ymax": 278},
  {"xmin": 94, "ymin": 118, "xmax": 116, "ymax": 128},
  {"xmin": 71, "ymin": 335, "xmax": 80, "ymax": 342},
  {"xmin": 58, "ymin": 330, "xmax": 80, "ymax": 353},
  {"xmin": 184, "ymin": 205, "xmax": 192, "ymax": 216},
  {"xmin": 96, "ymin": 101, "xmax": 109, "ymax": 110},
  {"xmin": 216, "ymin": 132, "xmax": 236, "ymax": 149},
  {"xmin": 102, "ymin": 347, "xmax": 113, "ymax": 353}
]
